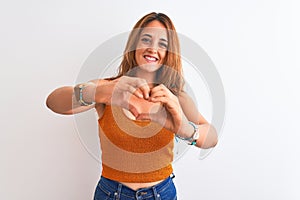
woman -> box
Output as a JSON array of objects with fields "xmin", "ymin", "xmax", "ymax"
[{"xmin": 46, "ymin": 12, "xmax": 217, "ymax": 200}]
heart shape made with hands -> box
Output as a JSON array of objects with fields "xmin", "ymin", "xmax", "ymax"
[{"xmin": 124, "ymin": 94, "xmax": 164, "ymax": 121}]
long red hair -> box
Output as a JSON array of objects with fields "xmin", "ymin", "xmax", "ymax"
[{"xmin": 114, "ymin": 12, "xmax": 184, "ymax": 95}]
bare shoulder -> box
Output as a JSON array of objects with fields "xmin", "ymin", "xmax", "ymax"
[{"xmin": 88, "ymin": 78, "xmax": 109, "ymax": 84}]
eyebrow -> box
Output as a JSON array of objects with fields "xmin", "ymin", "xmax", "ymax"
[{"xmin": 141, "ymin": 33, "xmax": 168, "ymax": 42}]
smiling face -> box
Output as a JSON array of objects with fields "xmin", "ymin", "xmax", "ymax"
[
  {"xmin": 135, "ymin": 20, "xmax": 168, "ymax": 74},
  {"xmin": 118, "ymin": 13, "xmax": 183, "ymax": 95}
]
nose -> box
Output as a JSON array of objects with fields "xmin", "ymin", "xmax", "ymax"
[
  {"xmin": 147, "ymin": 39, "xmax": 159, "ymax": 52},
  {"xmin": 147, "ymin": 41, "xmax": 159, "ymax": 52},
  {"xmin": 146, "ymin": 46, "xmax": 158, "ymax": 54}
]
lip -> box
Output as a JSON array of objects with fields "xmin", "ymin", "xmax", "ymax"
[{"xmin": 143, "ymin": 55, "xmax": 159, "ymax": 63}]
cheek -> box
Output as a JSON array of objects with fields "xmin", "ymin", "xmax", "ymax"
[
  {"xmin": 135, "ymin": 49, "xmax": 144, "ymax": 65},
  {"xmin": 159, "ymin": 51, "xmax": 167, "ymax": 62},
  {"xmin": 136, "ymin": 41, "xmax": 146, "ymax": 52},
  {"xmin": 135, "ymin": 49, "xmax": 142, "ymax": 59}
]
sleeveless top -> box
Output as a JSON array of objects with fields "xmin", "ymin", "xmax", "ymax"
[{"xmin": 98, "ymin": 105, "xmax": 174, "ymax": 183}]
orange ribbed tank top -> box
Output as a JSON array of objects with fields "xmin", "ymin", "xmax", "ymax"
[{"xmin": 98, "ymin": 105, "xmax": 174, "ymax": 183}]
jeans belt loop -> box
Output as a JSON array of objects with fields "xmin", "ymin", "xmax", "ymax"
[{"xmin": 115, "ymin": 183, "xmax": 122, "ymax": 200}]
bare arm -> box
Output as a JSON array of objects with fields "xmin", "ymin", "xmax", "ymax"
[
  {"xmin": 141, "ymin": 84, "xmax": 218, "ymax": 149},
  {"xmin": 178, "ymin": 91, "xmax": 218, "ymax": 149},
  {"xmin": 46, "ymin": 77, "xmax": 151, "ymax": 115},
  {"xmin": 46, "ymin": 81, "xmax": 98, "ymax": 115}
]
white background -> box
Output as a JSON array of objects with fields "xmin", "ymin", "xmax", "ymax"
[{"xmin": 1, "ymin": 0, "xmax": 299, "ymax": 199}]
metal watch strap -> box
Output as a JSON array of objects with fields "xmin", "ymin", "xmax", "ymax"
[
  {"xmin": 187, "ymin": 121, "xmax": 199, "ymax": 145},
  {"xmin": 77, "ymin": 83, "xmax": 95, "ymax": 106},
  {"xmin": 175, "ymin": 121, "xmax": 199, "ymax": 145}
]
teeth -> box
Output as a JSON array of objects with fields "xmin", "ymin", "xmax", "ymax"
[{"xmin": 144, "ymin": 55, "xmax": 157, "ymax": 61}]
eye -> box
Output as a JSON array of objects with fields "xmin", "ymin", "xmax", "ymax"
[
  {"xmin": 141, "ymin": 37, "xmax": 151, "ymax": 44},
  {"xmin": 159, "ymin": 42, "xmax": 168, "ymax": 49}
]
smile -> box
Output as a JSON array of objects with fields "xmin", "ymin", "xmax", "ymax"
[{"xmin": 144, "ymin": 55, "xmax": 158, "ymax": 63}]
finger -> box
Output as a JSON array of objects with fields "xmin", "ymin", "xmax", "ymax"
[
  {"xmin": 150, "ymin": 90, "xmax": 167, "ymax": 99},
  {"xmin": 150, "ymin": 85, "xmax": 163, "ymax": 94},
  {"xmin": 150, "ymin": 96, "xmax": 169, "ymax": 104},
  {"xmin": 132, "ymin": 78, "xmax": 150, "ymax": 99},
  {"xmin": 139, "ymin": 84, "xmax": 150, "ymax": 99},
  {"xmin": 123, "ymin": 77, "xmax": 148, "ymax": 99},
  {"xmin": 126, "ymin": 84, "xmax": 143, "ymax": 98},
  {"xmin": 150, "ymin": 84, "xmax": 167, "ymax": 93},
  {"xmin": 132, "ymin": 88, "xmax": 144, "ymax": 99}
]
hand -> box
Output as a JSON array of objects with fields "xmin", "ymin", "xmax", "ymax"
[
  {"xmin": 107, "ymin": 76, "xmax": 150, "ymax": 117},
  {"xmin": 137, "ymin": 84, "xmax": 187, "ymax": 134}
]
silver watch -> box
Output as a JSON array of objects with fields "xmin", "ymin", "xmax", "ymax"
[
  {"xmin": 187, "ymin": 121, "xmax": 199, "ymax": 145},
  {"xmin": 175, "ymin": 121, "xmax": 199, "ymax": 145},
  {"xmin": 75, "ymin": 83, "xmax": 95, "ymax": 106}
]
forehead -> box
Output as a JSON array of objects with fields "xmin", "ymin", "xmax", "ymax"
[{"xmin": 140, "ymin": 20, "xmax": 168, "ymax": 39}]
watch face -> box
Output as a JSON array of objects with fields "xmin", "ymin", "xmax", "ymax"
[{"xmin": 193, "ymin": 131, "xmax": 200, "ymax": 140}]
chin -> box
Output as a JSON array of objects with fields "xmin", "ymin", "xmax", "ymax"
[{"xmin": 139, "ymin": 64, "xmax": 162, "ymax": 73}]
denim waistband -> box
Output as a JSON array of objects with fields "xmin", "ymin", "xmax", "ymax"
[{"xmin": 99, "ymin": 175, "xmax": 174, "ymax": 199}]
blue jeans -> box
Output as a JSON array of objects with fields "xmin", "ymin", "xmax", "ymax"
[{"xmin": 93, "ymin": 175, "xmax": 177, "ymax": 200}]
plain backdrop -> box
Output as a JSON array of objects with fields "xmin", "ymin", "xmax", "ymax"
[{"xmin": 1, "ymin": 0, "xmax": 299, "ymax": 199}]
